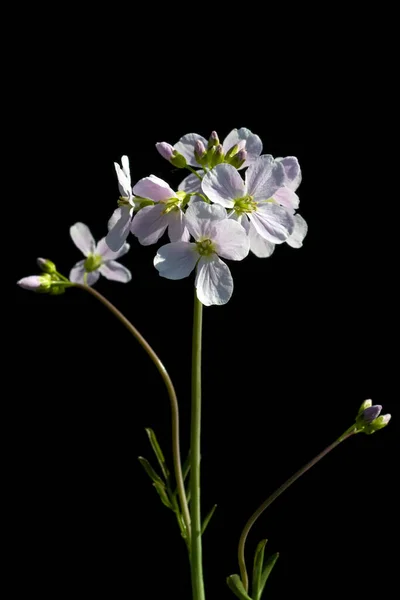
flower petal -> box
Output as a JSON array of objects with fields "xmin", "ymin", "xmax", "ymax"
[
  {"xmin": 174, "ymin": 133, "xmax": 208, "ymax": 167},
  {"xmin": 286, "ymin": 214, "xmax": 308, "ymax": 248},
  {"xmin": 70, "ymin": 223, "xmax": 96, "ymax": 257},
  {"xmin": 178, "ymin": 172, "xmax": 202, "ymax": 194},
  {"xmin": 121, "ymin": 155, "xmax": 130, "ymax": 182},
  {"xmin": 212, "ymin": 219, "xmax": 250, "ymax": 261},
  {"xmin": 115, "ymin": 160, "xmax": 131, "ymax": 198},
  {"xmin": 277, "ymin": 156, "xmax": 302, "ymax": 191},
  {"xmin": 130, "ymin": 204, "xmax": 169, "ymax": 245},
  {"xmin": 222, "ymin": 127, "xmax": 262, "ymax": 168},
  {"xmin": 185, "ymin": 201, "xmax": 227, "ymax": 240},
  {"xmin": 132, "ymin": 175, "xmax": 176, "ymax": 202},
  {"xmin": 229, "ymin": 212, "xmax": 250, "ymax": 233},
  {"xmin": 154, "ymin": 242, "xmax": 198, "ymax": 280},
  {"xmin": 168, "ymin": 210, "xmax": 191, "ymax": 242},
  {"xmin": 105, "ymin": 206, "xmax": 132, "ymax": 252},
  {"xmin": 99, "ymin": 261, "xmax": 132, "ymax": 282},
  {"xmin": 96, "ymin": 237, "xmax": 130, "ymax": 260},
  {"xmin": 245, "ymin": 155, "xmax": 285, "ymax": 202},
  {"xmin": 201, "ymin": 164, "xmax": 245, "ymax": 208},
  {"xmin": 249, "ymin": 203, "xmax": 295, "ymax": 244},
  {"xmin": 195, "ymin": 256, "xmax": 233, "ymax": 306},
  {"xmin": 248, "ymin": 221, "xmax": 275, "ymax": 257},
  {"xmin": 273, "ymin": 187, "xmax": 299, "ymax": 214},
  {"xmin": 69, "ymin": 260, "xmax": 100, "ymax": 286}
]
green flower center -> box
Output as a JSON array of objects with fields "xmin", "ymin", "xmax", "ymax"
[
  {"xmin": 196, "ymin": 238, "xmax": 215, "ymax": 256},
  {"xmin": 233, "ymin": 195, "xmax": 257, "ymax": 214},
  {"xmin": 84, "ymin": 253, "xmax": 103, "ymax": 272},
  {"xmin": 161, "ymin": 192, "xmax": 187, "ymax": 215}
]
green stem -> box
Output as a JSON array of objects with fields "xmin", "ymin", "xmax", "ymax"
[
  {"xmin": 238, "ymin": 430, "xmax": 356, "ymax": 592},
  {"xmin": 190, "ymin": 293, "xmax": 205, "ymax": 600},
  {"xmin": 73, "ymin": 283, "xmax": 191, "ymax": 543},
  {"xmin": 187, "ymin": 166, "xmax": 203, "ymax": 181}
]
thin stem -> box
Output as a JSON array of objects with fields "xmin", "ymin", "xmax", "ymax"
[
  {"xmin": 73, "ymin": 283, "xmax": 191, "ymax": 543},
  {"xmin": 190, "ymin": 293, "xmax": 205, "ymax": 600},
  {"xmin": 238, "ymin": 430, "xmax": 356, "ymax": 591},
  {"xmin": 187, "ymin": 166, "xmax": 203, "ymax": 181}
]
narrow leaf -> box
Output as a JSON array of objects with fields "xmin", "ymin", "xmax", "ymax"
[
  {"xmin": 252, "ymin": 539, "xmax": 267, "ymax": 600},
  {"xmin": 260, "ymin": 552, "xmax": 279, "ymax": 595},
  {"xmin": 226, "ymin": 575, "xmax": 254, "ymax": 600},
  {"xmin": 152, "ymin": 482, "xmax": 173, "ymax": 509},
  {"xmin": 145, "ymin": 428, "xmax": 170, "ymax": 480},
  {"xmin": 138, "ymin": 456, "xmax": 164, "ymax": 486},
  {"xmin": 201, "ymin": 504, "xmax": 217, "ymax": 534}
]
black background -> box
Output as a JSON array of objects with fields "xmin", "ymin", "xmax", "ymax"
[{"xmin": 10, "ymin": 9, "xmax": 398, "ymax": 599}]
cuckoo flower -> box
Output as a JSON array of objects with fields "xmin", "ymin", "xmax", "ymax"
[
  {"xmin": 70, "ymin": 223, "xmax": 131, "ymax": 286},
  {"xmin": 201, "ymin": 156, "xmax": 295, "ymax": 259},
  {"xmin": 106, "ymin": 155, "xmax": 138, "ymax": 251},
  {"xmin": 154, "ymin": 202, "xmax": 249, "ymax": 306},
  {"xmin": 130, "ymin": 175, "xmax": 190, "ymax": 245},
  {"xmin": 157, "ymin": 128, "xmax": 262, "ymax": 194}
]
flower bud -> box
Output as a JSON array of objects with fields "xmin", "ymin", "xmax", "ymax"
[
  {"xmin": 37, "ymin": 257, "xmax": 56, "ymax": 274},
  {"xmin": 230, "ymin": 148, "xmax": 247, "ymax": 169},
  {"xmin": 170, "ymin": 151, "xmax": 187, "ymax": 169},
  {"xmin": 156, "ymin": 142, "xmax": 175, "ymax": 161},
  {"xmin": 17, "ymin": 274, "xmax": 52, "ymax": 292},
  {"xmin": 364, "ymin": 413, "xmax": 391, "ymax": 434},
  {"xmin": 357, "ymin": 399, "xmax": 372, "ymax": 414},
  {"xmin": 210, "ymin": 144, "xmax": 224, "ymax": 167},
  {"xmin": 194, "ymin": 140, "xmax": 207, "ymax": 165},
  {"xmin": 207, "ymin": 130, "xmax": 219, "ymax": 149},
  {"xmin": 358, "ymin": 405, "xmax": 382, "ymax": 424}
]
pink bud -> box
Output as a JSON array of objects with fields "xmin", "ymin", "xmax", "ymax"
[
  {"xmin": 156, "ymin": 142, "xmax": 175, "ymax": 162},
  {"xmin": 195, "ymin": 140, "xmax": 206, "ymax": 157},
  {"xmin": 17, "ymin": 275, "xmax": 43, "ymax": 290}
]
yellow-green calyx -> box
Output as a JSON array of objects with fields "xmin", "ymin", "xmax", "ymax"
[
  {"xmin": 233, "ymin": 196, "xmax": 257, "ymax": 215},
  {"xmin": 161, "ymin": 192, "xmax": 187, "ymax": 214},
  {"xmin": 84, "ymin": 254, "xmax": 103, "ymax": 272},
  {"xmin": 117, "ymin": 196, "xmax": 131, "ymax": 207},
  {"xmin": 196, "ymin": 239, "xmax": 215, "ymax": 256}
]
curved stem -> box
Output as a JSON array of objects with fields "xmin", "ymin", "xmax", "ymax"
[
  {"xmin": 187, "ymin": 166, "xmax": 203, "ymax": 181},
  {"xmin": 73, "ymin": 283, "xmax": 191, "ymax": 542},
  {"xmin": 238, "ymin": 430, "xmax": 355, "ymax": 591},
  {"xmin": 190, "ymin": 293, "xmax": 205, "ymax": 600}
]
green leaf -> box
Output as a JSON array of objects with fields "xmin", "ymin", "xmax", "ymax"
[
  {"xmin": 259, "ymin": 552, "xmax": 279, "ymax": 596},
  {"xmin": 252, "ymin": 539, "xmax": 267, "ymax": 600},
  {"xmin": 201, "ymin": 504, "xmax": 217, "ymax": 534},
  {"xmin": 145, "ymin": 428, "xmax": 170, "ymax": 480},
  {"xmin": 138, "ymin": 457, "xmax": 164, "ymax": 486},
  {"xmin": 226, "ymin": 575, "xmax": 254, "ymax": 600},
  {"xmin": 152, "ymin": 481, "xmax": 173, "ymax": 509}
]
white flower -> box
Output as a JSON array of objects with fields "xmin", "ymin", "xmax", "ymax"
[
  {"xmin": 106, "ymin": 155, "xmax": 138, "ymax": 252},
  {"xmin": 130, "ymin": 175, "xmax": 190, "ymax": 245},
  {"xmin": 154, "ymin": 202, "xmax": 249, "ymax": 306},
  {"xmin": 201, "ymin": 155, "xmax": 295, "ymax": 260},
  {"xmin": 175, "ymin": 128, "xmax": 263, "ymax": 194},
  {"xmin": 69, "ymin": 222, "xmax": 131, "ymax": 286}
]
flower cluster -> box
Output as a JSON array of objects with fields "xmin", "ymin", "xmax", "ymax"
[{"xmin": 18, "ymin": 127, "xmax": 307, "ymax": 306}]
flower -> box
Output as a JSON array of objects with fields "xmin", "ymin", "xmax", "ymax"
[
  {"xmin": 201, "ymin": 156, "xmax": 295, "ymax": 258},
  {"xmin": 154, "ymin": 202, "xmax": 249, "ymax": 306},
  {"xmin": 106, "ymin": 155, "xmax": 138, "ymax": 252},
  {"xmin": 130, "ymin": 175, "xmax": 190, "ymax": 245},
  {"xmin": 158, "ymin": 128, "xmax": 262, "ymax": 194},
  {"xmin": 69, "ymin": 222, "xmax": 131, "ymax": 285}
]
